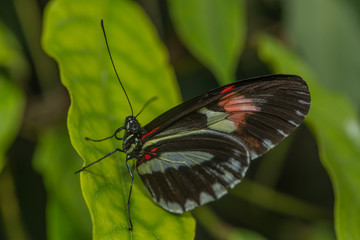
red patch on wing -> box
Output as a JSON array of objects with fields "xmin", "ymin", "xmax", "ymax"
[
  {"xmin": 139, "ymin": 147, "xmax": 158, "ymax": 165},
  {"xmin": 149, "ymin": 147, "xmax": 157, "ymax": 155},
  {"xmin": 220, "ymin": 85, "xmax": 235, "ymax": 94},
  {"xmin": 218, "ymin": 93, "xmax": 260, "ymax": 126},
  {"xmin": 141, "ymin": 126, "xmax": 159, "ymax": 140}
]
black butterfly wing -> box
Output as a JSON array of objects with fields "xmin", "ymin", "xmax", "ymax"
[{"xmin": 136, "ymin": 74, "xmax": 311, "ymax": 213}]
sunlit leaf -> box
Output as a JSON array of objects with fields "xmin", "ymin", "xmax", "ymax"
[
  {"xmin": 42, "ymin": 0, "xmax": 195, "ymax": 239},
  {"xmin": 168, "ymin": 0, "xmax": 246, "ymax": 85},
  {"xmin": 257, "ymin": 34, "xmax": 360, "ymax": 240}
]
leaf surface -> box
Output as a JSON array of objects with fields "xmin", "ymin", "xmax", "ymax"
[
  {"xmin": 168, "ymin": 0, "xmax": 246, "ymax": 84},
  {"xmin": 42, "ymin": 0, "xmax": 195, "ymax": 239}
]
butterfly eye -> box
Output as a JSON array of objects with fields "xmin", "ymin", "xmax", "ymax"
[{"xmin": 129, "ymin": 121, "xmax": 140, "ymax": 133}]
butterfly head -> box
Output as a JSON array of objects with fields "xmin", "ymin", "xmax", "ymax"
[{"xmin": 125, "ymin": 116, "xmax": 141, "ymax": 134}]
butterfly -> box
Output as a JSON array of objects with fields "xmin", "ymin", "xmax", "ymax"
[{"xmin": 76, "ymin": 20, "xmax": 311, "ymax": 230}]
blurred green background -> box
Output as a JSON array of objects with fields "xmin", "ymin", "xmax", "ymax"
[{"xmin": 0, "ymin": 0, "xmax": 360, "ymax": 239}]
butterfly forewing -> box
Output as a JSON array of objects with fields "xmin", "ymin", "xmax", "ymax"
[{"xmin": 137, "ymin": 74, "xmax": 310, "ymax": 213}]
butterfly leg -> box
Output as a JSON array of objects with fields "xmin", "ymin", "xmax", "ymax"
[
  {"xmin": 126, "ymin": 155, "xmax": 134, "ymax": 230},
  {"xmin": 75, "ymin": 148, "xmax": 124, "ymax": 174},
  {"xmin": 85, "ymin": 126, "xmax": 125, "ymax": 142}
]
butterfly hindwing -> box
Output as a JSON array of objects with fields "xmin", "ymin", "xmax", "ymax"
[
  {"xmin": 137, "ymin": 74, "xmax": 310, "ymax": 213},
  {"xmin": 137, "ymin": 130, "xmax": 250, "ymax": 213}
]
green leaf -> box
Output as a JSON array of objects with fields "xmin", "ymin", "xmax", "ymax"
[
  {"xmin": 168, "ymin": 0, "xmax": 246, "ymax": 85},
  {"xmin": 0, "ymin": 77, "xmax": 24, "ymax": 172},
  {"xmin": 33, "ymin": 127, "xmax": 92, "ymax": 240},
  {"xmin": 0, "ymin": 21, "xmax": 26, "ymax": 172},
  {"xmin": 194, "ymin": 206, "xmax": 267, "ymax": 240},
  {"xmin": 284, "ymin": 0, "xmax": 360, "ymax": 107},
  {"xmin": 233, "ymin": 179, "xmax": 327, "ymax": 221},
  {"xmin": 42, "ymin": 0, "xmax": 195, "ymax": 239},
  {"xmin": 0, "ymin": 21, "xmax": 30, "ymax": 83},
  {"xmin": 257, "ymin": 34, "xmax": 360, "ymax": 240}
]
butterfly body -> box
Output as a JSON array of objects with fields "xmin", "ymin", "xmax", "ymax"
[{"xmin": 122, "ymin": 116, "xmax": 143, "ymax": 157}]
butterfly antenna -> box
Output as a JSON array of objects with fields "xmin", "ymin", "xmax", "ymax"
[
  {"xmin": 101, "ymin": 19, "xmax": 134, "ymax": 116},
  {"xmin": 135, "ymin": 96, "xmax": 158, "ymax": 118}
]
